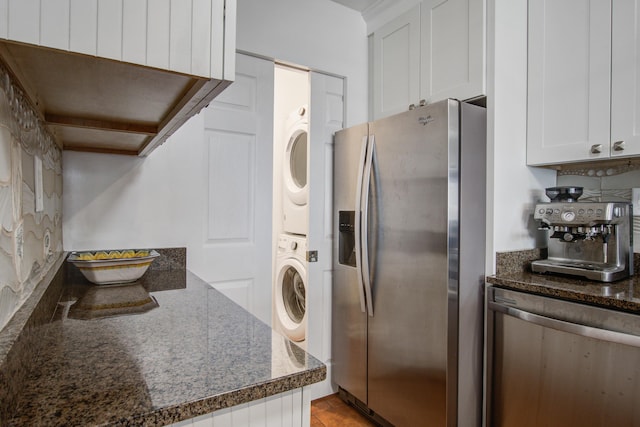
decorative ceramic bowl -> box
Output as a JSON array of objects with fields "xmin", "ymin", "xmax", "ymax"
[{"xmin": 68, "ymin": 249, "xmax": 160, "ymax": 285}]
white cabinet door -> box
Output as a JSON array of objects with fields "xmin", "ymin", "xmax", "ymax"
[
  {"xmin": 527, "ymin": 0, "xmax": 611, "ymax": 166},
  {"xmin": 371, "ymin": 4, "xmax": 421, "ymax": 120},
  {"xmin": 420, "ymin": 0, "xmax": 485, "ymax": 104},
  {"xmin": 611, "ymin": 0, "xmax": 640, "ymax": 158}
]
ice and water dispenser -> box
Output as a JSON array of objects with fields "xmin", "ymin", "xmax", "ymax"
[{"xmin": 338, "ymin": 211, "xmax": 357, "ymax": 267}]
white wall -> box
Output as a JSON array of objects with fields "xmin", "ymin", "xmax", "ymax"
[
  {"xmin": 63, "ymin": 113, "xmax": 205, "ymax": 252},
  {"xmin": 485, "ymin": 0, "xmax": 556, "ymax": 273},
  {"xmin": 64, "ymin": 0, "xmax": 368, "ymax": 252},
  {"xmin": 236, "ymin": 0, "xmax": 368, "ymax": 127}
]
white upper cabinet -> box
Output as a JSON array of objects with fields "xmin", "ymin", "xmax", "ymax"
[
  {"xmin": 611, "ymin": 0, "xmax": 640, "ymax": 158},
  {"xmin": 527, "ymin": 0, "xmax": 611, "ymax": 166},
  {"xmin": 420, "ymin": 0, "xmax": 485, "ymax": 105},
  {"xmin": 371, "ymin": 5, "xmax": 421, "ymax": 120},
  {"xmin": 527, "ymin": 0, "xmax": 640, "ymax": 166},
  {"xmin": 0, "ymin": 0, "xmax": 234, "ymax": 80},
  {"xmin": 371, "ymin": 0, "xmax": 485, "ymax": 120},
  {"xmin": 0, "ymin": 0, "xmax": 235, "ymax": 156}
]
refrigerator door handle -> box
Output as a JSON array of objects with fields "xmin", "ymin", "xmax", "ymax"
[
  {"xmin": 361, "ymin": 135, "xmax": 375, "ymax": 317},
  {"xmin": 354, "ymin": 135, "xmax": 368, "ymax": 314}
]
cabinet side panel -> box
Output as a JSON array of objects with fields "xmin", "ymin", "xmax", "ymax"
[
  {"xmin": 41, "ymin": 0, "xmax": 70, "ymax": 50},
  {"xmin": 169, "ymin": 0, "xmax": 192, "ymax": 74},
  {"xmin": 211, "ymin": 0, "xmax": 225, "ymax": 78},
  {"xmin": 122, "ymin": 0, "xmax": 147, "ymax": 66},
  {"xmin": 97, "ymin": 0, "xmax": 123, "ymax": 60},
  {"xmin": 7, "ymin": 0, "xmax": 39, "ymax": 44},
  {"xmin": 191, "ymin": 0, "xmax": 211, "ymax": 77},
  {"xmin": 147, "ymin": 0, "xmax": 170, "ymax": 70},
  {"xmin": 69, "ymin": 0, "xmax": 98, "ymax": 55},
  {"xmin": 222, "ymin": 0, "xmax": 236, "ymax": 80},
  {"xmin": 0, "ymin": 0, "xmax": 7, "ymax": 39}
]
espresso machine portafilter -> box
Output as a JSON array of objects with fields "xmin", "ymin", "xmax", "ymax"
[{"xmin": 531, "ymin": 187, "xmax": 633, "ymax": 282}]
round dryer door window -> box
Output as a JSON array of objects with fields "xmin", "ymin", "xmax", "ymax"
[{"xmin": 284, "ymin": 129, "xmax": 308, "ymax": 205}]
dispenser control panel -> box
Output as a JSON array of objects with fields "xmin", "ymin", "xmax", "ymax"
[{"xmin": 534, "ymin": 202, "xmax": 628, "ymax": 225}]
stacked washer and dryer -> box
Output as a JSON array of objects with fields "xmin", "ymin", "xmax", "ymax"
[{"xmin": 273, "ymin": 105, "xmax": 309, "ymax": 349}]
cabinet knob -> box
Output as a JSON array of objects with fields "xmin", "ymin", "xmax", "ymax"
[
  {"xmin": 613, "ymin": 141, "xmax": 625, "ymax": 151},
  {"xmin": 590, "ymin": 144, "xmax": 603, "ymax": 154}
]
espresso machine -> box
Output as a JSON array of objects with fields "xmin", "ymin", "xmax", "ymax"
[{"xmin": 532, "ymin": 186, "xmax": 633, "ymax": 282}]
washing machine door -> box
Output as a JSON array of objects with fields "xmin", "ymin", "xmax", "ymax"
[
  {"xmin": 275, "ymin": 258, "xmax": 307, "ymax": 342},
  {"xmin": 284, "ymin": 125, "xmax": 308, "ymax": 206}
]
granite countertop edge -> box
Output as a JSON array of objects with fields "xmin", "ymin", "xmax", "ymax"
[
  {"xmin": 486, "ymin": 272, "xmax": 640, "ymax": 313},
  {"xmin": 115, "ymin": 367, "xmax": 327, "ymax": 426}
]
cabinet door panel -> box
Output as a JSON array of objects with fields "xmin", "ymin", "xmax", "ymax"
[
  {"xmin": 372, "ymin": 5, "xmax": 421, "ymax": 120},
  {"xmin": 420, "ymin": 0, "xmax": 484, "ymax": 104},
  {"xmin": 611, "ymin": 0, "xmax": 640, "ymax": 157},
  {"xmin": 527, "ymin": 0, "xmax": 611, "ymax": 166}
]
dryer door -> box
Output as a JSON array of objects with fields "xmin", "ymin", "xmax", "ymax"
[
  {"xmin": 275, "ymin": 258, "xmax": 307, "ymax": 342},
  {"xmin": 284, "ymin": 126, "xmax": 309, "ymax": 206}
]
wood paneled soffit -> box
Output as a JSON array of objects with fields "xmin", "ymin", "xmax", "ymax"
[{"xmin": 0, "ymin": 41, "xmax": 230, "ymax": 156}]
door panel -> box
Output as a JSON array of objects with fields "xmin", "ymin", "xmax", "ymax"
[
  {"xmin": 200, "ymin": 53, "xmax": 274, "ymax": 325},
  {"xmin": 308, "ymin": 71, "xmax": 345, "ymax": 399}
]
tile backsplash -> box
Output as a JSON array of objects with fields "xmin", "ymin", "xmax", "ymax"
[
  {"xmin": 0, "ymin": 62, "xmax": 63, "ymax": 331},
  {"xmin": 556, "ymin": 163, "xmax": 640, "ymax": 252}
]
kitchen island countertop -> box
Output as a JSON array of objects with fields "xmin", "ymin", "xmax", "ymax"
[{"xmin": 4, "ymin": 261, "xmax": 325, "ymax": 426}]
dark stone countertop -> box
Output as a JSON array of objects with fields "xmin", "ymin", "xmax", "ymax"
[
  {"xmin": 486, "ymin": 271, "xmax": 640, "ymax": 314},
  {"xmin": 4, "ymin": 259, "xmax": 325, "ymax": 426}
]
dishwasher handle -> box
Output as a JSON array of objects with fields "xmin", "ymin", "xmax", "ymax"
[{"xmin": 489, "ymin": 301, "xmax": 640, "ymax": 349}]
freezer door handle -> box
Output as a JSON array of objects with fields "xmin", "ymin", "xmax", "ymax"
[
  {"xmin": 354, "ymin": 135, "xmax": 368, "ymax": 314},
  {"xmin": 489, "ymin": 301, "xmax": 640, "ymax": 348},
  {"xmin": 361, "ymin": 135, "xmax": 375, "ymax": 317}
]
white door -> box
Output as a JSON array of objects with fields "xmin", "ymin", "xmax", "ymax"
[
  {"xmin": 307, "ymin": 71, "xmax": 345, "ymax": 399},
  {"xmin": 371, "ymin": 4, "xmax": 421, "ymax": 120},
  {"xmin": 527, "ymin": 0, "xmax": 611, "ymax": 166},
  {"xmin": 198, "ymin": 53, "xmax": 275, "ymax": 325},
  {"xmin": 420, "ymin": 0, "xmax": 485, "ymax": 104},
  {"xmin": 611, "ymin": 0, "xmax": 640, "ymax": 158}
]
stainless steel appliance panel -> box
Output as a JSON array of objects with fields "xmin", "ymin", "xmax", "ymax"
[
  {"xmin": 332, "ymin": 99, "xmax": 486, "ymax": 427},
  {"xmin": 332, "ymin": 122, "xmax": 369, "ymax": 404},
  {"xmin": 366, "ymin": 100, "xmax": 456, "ymax": 426},
  {"xmin": 456, "ymin": 102, "xmax": 487, "ymax": 427},
  {"xmin": 487, "ymin": 287, "xmax": 640, "ymax": 427}
]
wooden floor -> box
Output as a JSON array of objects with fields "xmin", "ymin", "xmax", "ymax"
[{"xmin": 311, "ymin": 393, "xmax": 376, "ymax": 427}]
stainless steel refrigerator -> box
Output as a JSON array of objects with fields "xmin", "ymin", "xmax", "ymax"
[{"xmin": 332, "ymin": 99, "xmax": 486, "ymax": 427}]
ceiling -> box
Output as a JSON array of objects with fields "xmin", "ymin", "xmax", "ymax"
[
  {"xmin": 330, "ymin": 0, "xmax": 381, "ymax": 12},
  {"xmin": 329, "ymin": 0, "xmax": 413, "ymax": 32}
]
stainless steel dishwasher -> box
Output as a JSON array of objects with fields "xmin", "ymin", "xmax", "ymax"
[{"xmin": 485, "ymin": 286, "xmax": 640, "ymax": 427}]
